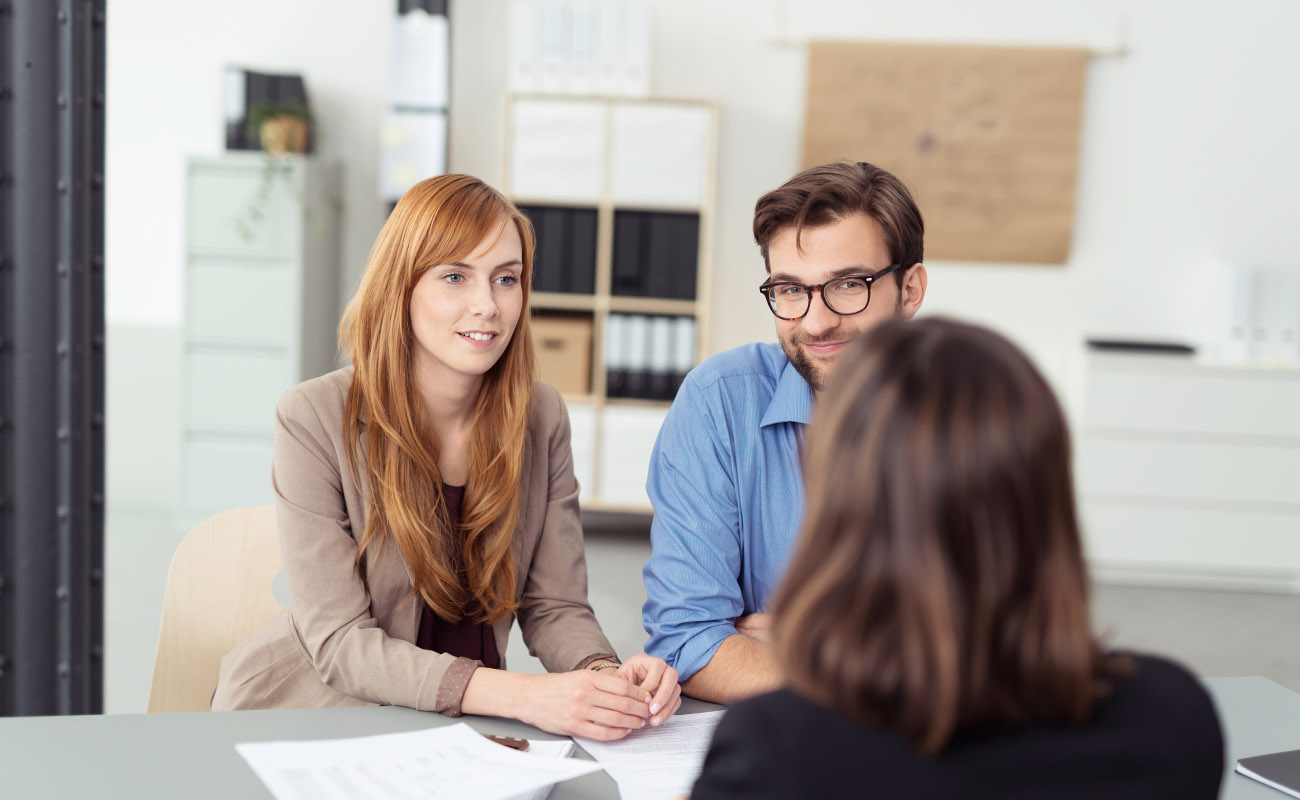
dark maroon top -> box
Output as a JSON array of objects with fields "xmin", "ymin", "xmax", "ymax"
[{"xmin": 415, "ymin": 484, "xmax": 502, "ymax": 669}]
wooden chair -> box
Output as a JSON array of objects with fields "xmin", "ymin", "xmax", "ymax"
[{"xmin": 147, "ymin": 505, "xmax": 284, "ymax": 712}]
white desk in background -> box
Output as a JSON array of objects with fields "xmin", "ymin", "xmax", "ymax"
[{"xmin": 0, "ymin": 680, "xmax": 1294, "ymax": 798}]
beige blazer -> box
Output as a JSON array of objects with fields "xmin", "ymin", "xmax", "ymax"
[{"xmin": 211, "ymin": 367, "xmax": 616, "ymax": 715}]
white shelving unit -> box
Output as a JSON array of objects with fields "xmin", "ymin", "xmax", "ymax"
[
  {"xmin": 181, "ymin": 153, "xmax": 342, "ymax": 525},
  {"xmin": 1077, "ymin": 352, "xmax": 1300, "ymax": 593},
  {"xmin": 503, "ymin": 93, "xmax": 718, "ymax": 512}
]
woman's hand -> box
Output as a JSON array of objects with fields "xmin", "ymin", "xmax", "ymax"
[
  {"xmin": 615, "ymin": 653, "xmax": 681, "ymax": 727},
  {"xmin": 516, "ymin": 669, "xmax": 652, "ymax": 741}
]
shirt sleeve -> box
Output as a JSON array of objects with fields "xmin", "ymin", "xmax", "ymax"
[
  {"xmin": 273, "ymin": 387, "xmax": 477, "ymax": 714},
  {"xmin": 642, "ymin": 372, "xmax": 746, "ymax": 681}
]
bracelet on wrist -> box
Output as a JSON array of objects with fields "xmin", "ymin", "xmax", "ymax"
[{"xmin": 588, "ymin": 660, "xmax": 621, "ymax": 672}]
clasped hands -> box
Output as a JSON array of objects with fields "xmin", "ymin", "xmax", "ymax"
[{"xmin": 523, "ymin": 653, "xmax": 681, "ymax": 741}]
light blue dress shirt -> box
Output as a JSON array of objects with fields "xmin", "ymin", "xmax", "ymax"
[{"xmin": 641, "ymin": 342, "xmax": 811, "ymax": 681}]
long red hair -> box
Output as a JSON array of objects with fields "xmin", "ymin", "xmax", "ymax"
[{"xmin": 338, "ymin": 174, "xmax": 536, "ymax": 623}]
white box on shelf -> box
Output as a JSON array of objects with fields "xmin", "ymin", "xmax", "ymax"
[
  {"xmin": 607, "ymin": 2, "xmax": 650, "ymax": 97},
  {"xmin": 566, "ymin": 401, "xmax": 596, "ymax": 505},
  {"xmin": 507, "ymin": 1, "xmax": 540, "ymax": 93},
  {"xmin": 598, "ymin": 405, "xmax": 667, "ymax": 508},
  {"xmin": 1249, "ymin": 267, "xmax": 1300, "ymax": 364},
  {"xmin": 610, "ymin": 103, "xmax": 712, "ymax": 208},
  {"xmin": 508, "ymin": 1, "xmax": 650, "ymax": 97},
  {"xmin": 1218, "ymin": 268, "xmax": 1254, "ymax": 362},
  {"xmin": 509, "ymin": 98, "xmax": 606, "ymax": 203}
]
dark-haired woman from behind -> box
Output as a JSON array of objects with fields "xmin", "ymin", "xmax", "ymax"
[{"xmin": 691, "ymin": 317, "xmax": 1224, "ymax": 799}]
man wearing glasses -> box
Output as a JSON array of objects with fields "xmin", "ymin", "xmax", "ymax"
[{"xmin": 641, "ymin": 161, "xmax": 928, "ymax": 703}]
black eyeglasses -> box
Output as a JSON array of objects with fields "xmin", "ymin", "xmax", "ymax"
[{"xmin": 758, "ymin": 264, "xmax": 903, "ymax": 321}]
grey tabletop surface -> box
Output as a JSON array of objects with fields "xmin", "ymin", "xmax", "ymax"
[
  {"xmin": 0, "ymin": 696, "xmax": 722, "ymax": 799},
  {"xmin": 1205, "ymin": 676, "xmax": 1300, "ymax": 799},
  {"xmin": 0, "ymin": 679, "xmax": 1296, "ymax": 798}
]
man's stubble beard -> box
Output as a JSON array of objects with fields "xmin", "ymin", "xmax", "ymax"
[
  {"xmin": 779, "ymin": 333, "xmax": 834, "ymax": 392},
  {"xmin": 779, "ymin": 287, "xmax": 906, "ymax": 391}
]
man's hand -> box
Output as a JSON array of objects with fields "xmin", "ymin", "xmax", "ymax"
[{"xmin": 614, "ymin": 654, "xmax": 682, "ymax": 726}]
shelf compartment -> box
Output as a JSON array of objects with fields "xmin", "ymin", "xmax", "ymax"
[
  {"xmin": 611, "ymin": 210, "xmax": 699, "ymax": 300},
  {"xmin": 532, "ymin": 311, "xmax": 595, "ymax": 396},
  {"xmin": 519, "ymin": 204, "xmax": 598, "ymax": 294}
]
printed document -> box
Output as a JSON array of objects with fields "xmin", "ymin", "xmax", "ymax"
[
  {"xmin": 235, "ymin": 723, "xmax": 601, "ymax": 800},
  {"xmin": 575, "ymin": 710, "xmax": 725, "ymax": 800}
]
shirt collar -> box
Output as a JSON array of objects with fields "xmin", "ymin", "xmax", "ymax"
[{"xmin": 760, "ymin": 356, "xmax": 813, "ymax": 428}]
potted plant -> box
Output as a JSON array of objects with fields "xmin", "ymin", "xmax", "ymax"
[{"xmin": 244, "ymin": 99, "xmax": 313, "ymax": 156}]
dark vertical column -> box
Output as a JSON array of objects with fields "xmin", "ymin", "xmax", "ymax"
[{"xmin": 0, "ymin": 0, "xmax": 106, "ymax": 717}]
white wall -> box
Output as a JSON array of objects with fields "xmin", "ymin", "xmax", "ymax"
[
  {"xmin": 106, "ymin": 0, "xmax": 391, "ymax": 328},
  {"xmin": 106, "ymin": 0, "xmax": 1300, "ymax": 510},
  {"xmin": 451, "ymin": 0, "xmax": 1300, "ymax": 422},
  {"xmin": 105, "ymin": 0, "xmax": 393, "ymax": 510}
]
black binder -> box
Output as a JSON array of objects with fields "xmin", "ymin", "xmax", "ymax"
[
  {"xmin": 519, "ymin": 205, "xmax": 597, "ymax": 294},
  {"xmin": 612, "ymin": 210, "xmax": 699, "ymax": 299}
]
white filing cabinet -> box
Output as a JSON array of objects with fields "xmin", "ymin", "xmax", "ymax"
[
  {"xmin": 1078, "ymin": 353, "xmax": 1300, "ymax": 592},
  {"xmin": 181, "ymin": 154, "xmax": 342, "ymax": 524}
]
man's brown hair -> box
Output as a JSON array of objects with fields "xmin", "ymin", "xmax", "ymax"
[
  {"xmin": 753, "ymin": 161, "xmax": 924, "ymax": 286},
  {"xmin": 772, "ymin": 317, "xmax": 1127, "ymax": 754}
]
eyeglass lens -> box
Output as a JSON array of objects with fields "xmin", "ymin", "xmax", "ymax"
[{"xmin": 768, "ymin": 276, "xmax": 871, "ymax": 318}]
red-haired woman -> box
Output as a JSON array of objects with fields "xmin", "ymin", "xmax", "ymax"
[
  {"xmin": 691, "ymin": 317, "xmax": 1223, "ymax": 798},
  {"xmin": 213, "ymin": 174, "xmax": 680, "ymax": 739}
]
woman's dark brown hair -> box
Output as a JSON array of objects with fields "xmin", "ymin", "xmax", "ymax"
[{"xmin": 772, "ymin": 316, "xmax": 1125, "ymax": 754}]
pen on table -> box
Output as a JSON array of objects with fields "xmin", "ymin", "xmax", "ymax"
[{"xmin": 484, "ymin": 734, "xmax": 530, "ymax": 752}]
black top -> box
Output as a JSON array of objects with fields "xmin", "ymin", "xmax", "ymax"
[
  {"xmin": 415, "ymin": 484, "xmax": 501, "ymax": 669},
  {"xmin": 691, "ymin": 654, "xmax": 1223, "ymax": 800}
]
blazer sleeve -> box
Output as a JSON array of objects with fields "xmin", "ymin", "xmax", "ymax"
[
  {"xmin": 513, "ymin": 383, "xmax": 618, "ymax": 672},
  {"xmin": 274, "ymin": 386, "xmax": 480, "ymax": 714}
]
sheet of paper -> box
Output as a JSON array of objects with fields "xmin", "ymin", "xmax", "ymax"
[
  {"xmin": 235, "ymin": 723, "xmax": 601, "ymax": 800},
  {"xmin": 575, "ymin": 711, "xmax": 725, "ymax": 800},
  {"xmin": 504, "ymin": 739, "xmax": 580, "ymax": 800}
]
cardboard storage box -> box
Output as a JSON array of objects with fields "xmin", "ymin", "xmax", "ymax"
[{"xmin": 532, "ymin": 314, "xmax": 593, "ymax": 395}]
